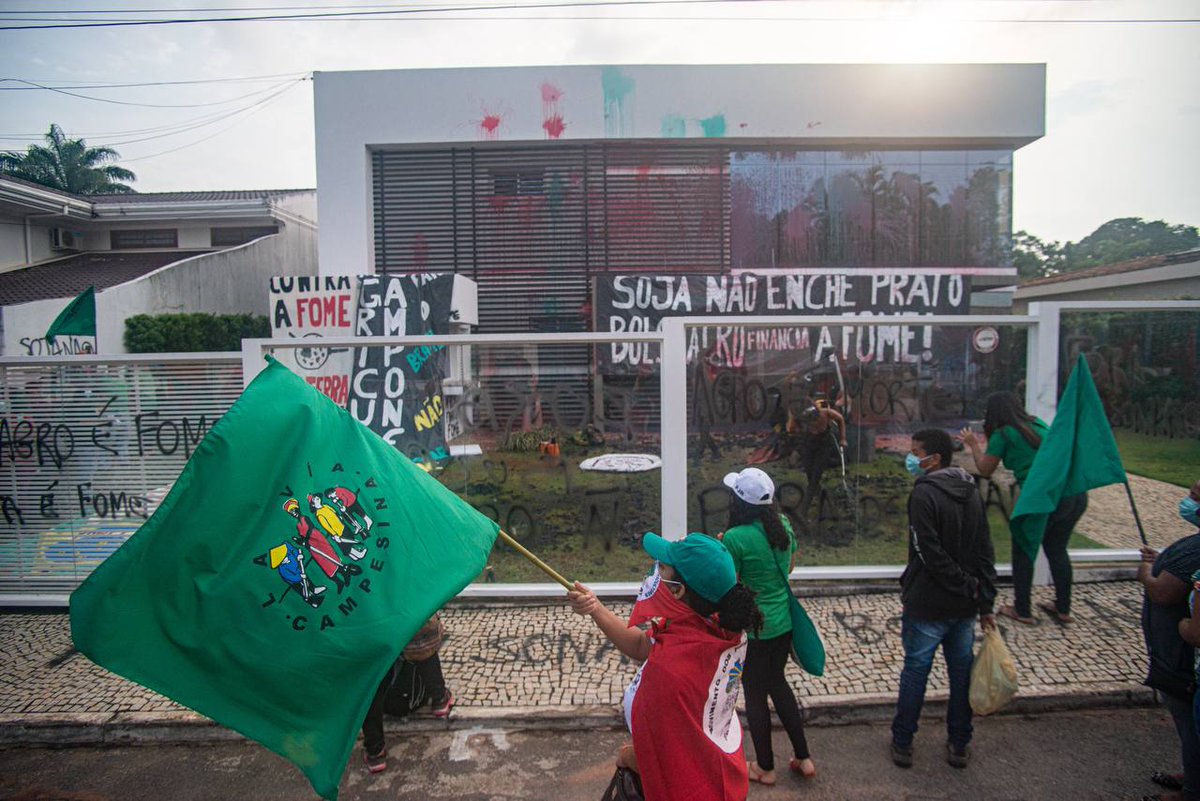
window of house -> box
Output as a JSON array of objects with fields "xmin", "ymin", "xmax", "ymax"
[
  {"xmin": 110, "ymin": 229, "xmax": 179, "ymax": 249},
  {"xmin": 210, "ymin": 226, "xmax": 280, "ymax": 247},
  {"xmin": 492, "ymin": 171, "xmax": 544, "ymax": 196}
]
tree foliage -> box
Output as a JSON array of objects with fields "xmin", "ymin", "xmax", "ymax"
[
  {"xmin": 125, "ymin": 313, "xmax": 269, "ymax": 353},
  {"xmin": 1015, "ymin": 217, "xmax": 1199, "ymax": 280},
  {"xmin": 0, "ymin": 124, "xmax": 136, "ymax": 195}
]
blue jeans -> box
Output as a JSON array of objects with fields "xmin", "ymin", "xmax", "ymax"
[{"xmin": 892, "ymin": 615, "xmax": 976, "ymax": 749}]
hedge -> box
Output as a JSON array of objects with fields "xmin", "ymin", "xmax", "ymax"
[{"xmin": 124, "ymin": 313, "xmax": 271, "ymax": 353}]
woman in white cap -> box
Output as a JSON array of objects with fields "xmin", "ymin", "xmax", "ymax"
[
  {"xmin": 568, "ymin": 533, "xmax": 763, "ymax": 801},
  {"xmin": 720, "ymin": 467, "xmax": 816, "ymax": 783}
]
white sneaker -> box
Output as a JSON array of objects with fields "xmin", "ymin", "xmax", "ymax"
[{"xmin": 349, "ymin": 547, "xmax": 367, "ymax": 560}]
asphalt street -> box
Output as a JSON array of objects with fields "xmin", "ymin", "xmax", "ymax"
[{"xmin": 0, "ymin": 707, "xmax": 1180, "ymax": 801}]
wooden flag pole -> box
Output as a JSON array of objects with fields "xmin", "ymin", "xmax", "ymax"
[
  {"xmin": 1123, "ymin": 482, "xmax": 1150, "ymax": 547},
  {"xmin": 498, "ymin": 528, "xmax": 574, "ymax": 591}
]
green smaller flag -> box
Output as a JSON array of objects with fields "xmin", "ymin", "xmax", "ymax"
[
  {"xmin": 1010, "ymin": 354, "xmax": 1127, "ymax": 561},
  {"xmin": 46, "ymin": 286, "xmax": 96, "ymax": 345}
]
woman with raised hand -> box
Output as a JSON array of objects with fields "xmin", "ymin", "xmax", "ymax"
[
  {"xmin": 720, "ymin": 467, "xmax": 816, "ymax": 784},
  {"xmin": 567, "ymin": 533, "xmax": 763, "ymax": 801},
  {"xmin": 958, "ymin": 391, "xmax": 1087, "ymax": 626}
]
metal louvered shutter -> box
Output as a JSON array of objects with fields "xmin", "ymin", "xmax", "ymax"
[
  {"xmin": 0, "ymin": 357, "xmax": 243, "ymax": 598},
  {"xmin": 371, "ymin": 142, "xmax": 729, "ymax": 428}
]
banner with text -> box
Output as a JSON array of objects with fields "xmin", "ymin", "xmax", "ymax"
[
  {"xmin": 269, "ymin": 276, "xmax": 356, "ymax": 404},
  {"xmin": 597, "ymin": 272, "xmax": 972, "ymax": 371},
  {"xmin": 349, "ymin": 274, "xmax": 456, "ymax": 463}
]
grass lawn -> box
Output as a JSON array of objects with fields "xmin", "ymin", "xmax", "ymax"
[
  {"xmin": 453, "ymin": 431, "xmax": 1113, "ymax": 583},
  {"xmin": 1114, "ymin": 429, "xmax": 1199, "ymax": 489}
]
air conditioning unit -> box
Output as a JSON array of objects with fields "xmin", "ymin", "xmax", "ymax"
[{"xmin": 50, "ymin": 228, "xmax": 78, "ymax": 251}]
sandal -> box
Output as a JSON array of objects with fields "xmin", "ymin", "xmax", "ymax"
[
  {"xmin": 789, "ymin": 757, "xmax": 816, "ymax": 779},
  {"xmin": 1151, "ymin": 772, "xmax": 1184, "ymax": 791},
  {"xmin": 1037, "ymin": 601, "xmax": 1073, "ymax": 625},
  {"xmin": 747, "ymin": 762, "xmax": 777, "ymax": 785},
  {"xmin": 997, "ymin": 605, "xmax": 1036, "ymax": 625}
]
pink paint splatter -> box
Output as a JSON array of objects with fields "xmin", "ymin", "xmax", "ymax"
[
  {"xmin": 541, "ymin": 82, "xmax": 566, "ymax": 140},
  {"xmin": 543, "ymin": 114, "xmax": 566, "ymax": 139},
  {"xmin": 479, "ymin": 113, "xmax": 502, "ymax": 140}
]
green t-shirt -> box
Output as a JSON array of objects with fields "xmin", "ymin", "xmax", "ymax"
[
  {"xmin": 722, "ymin": 517, "xmax": 796, "ymax": 640},
  {"xmin": 984, "ymin": 418, "xmax": 1049, "ymax": 485}
]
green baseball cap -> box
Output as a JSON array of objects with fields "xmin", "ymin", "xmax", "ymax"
[{"xmin": 642, "ymin": 532, "xmax": 737, "ymax": 604}]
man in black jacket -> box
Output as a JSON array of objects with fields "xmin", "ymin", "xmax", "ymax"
[{"xmin": 891, "ymin": 428, "xmax": 997, "ymax": 770}]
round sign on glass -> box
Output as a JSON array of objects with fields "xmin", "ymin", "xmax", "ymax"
[{"xmin": 972, "ymin": 326, "xmax": 1000, "ymax": 354}]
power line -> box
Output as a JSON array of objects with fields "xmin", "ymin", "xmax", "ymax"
[
  {"xmin": 97, "ymin": 80, "xmax": 306, "ymax": 147},
  {"xmin": 1, "ymin": 0, "xmax": 1194, "ymax": 30},
  {"xmin": 0, "ymin": 0, "xmax": 857, "ymax": 31},
  {"xmin": 0, "ymin": 76, "xmax": 307, "ymax": 108},
  {"xmin": 0, "ymin": 79, "xmax": 306, "ymax": 146},
  {"xmin": 0, "ymin": 72, "xmax": 308, "ymax": 90},
  {"xmin": 118, "ymin": 82, "xmax": 302, "ymax": 163}
]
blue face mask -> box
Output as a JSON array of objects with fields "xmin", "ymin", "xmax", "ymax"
[
  {"xmin": 1181, "ymin": 497, "xmax": 1200, "ymax": 526},
  {"xmin": 905, "ymin": 453, "xmax": 929, "ymax": 477}
]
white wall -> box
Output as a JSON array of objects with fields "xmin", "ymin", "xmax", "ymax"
[
  {"xmin": 1012, "ymin": 261, "xmax": 1200, "ymax": 312},
  {"xmin": 2, "ymin": 223, "xmax": 318, "ymax": 355},
  {"xmin": 0, "ymin": 215, "xmax": 56, "ymax": 269},
  {"xmin": 274, "ymin": 192, "xmax": 317, "ymax": 226},
  {"xmin": 0, "ymin": 213, "xmax": 28, "ymax": 270},
  {"xmin": 314, "ymin": 63, "xmax": 1046, "ymax": 276}
]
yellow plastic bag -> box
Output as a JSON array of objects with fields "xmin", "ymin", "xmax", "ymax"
[{"xmin": 969, "ymin": 627, "xmax": 1019, "ymax": 716}]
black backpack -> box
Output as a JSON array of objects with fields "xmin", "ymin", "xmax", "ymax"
[{"xmin": 381, "ymin": 658, "xmax": 429, "ymax": 717}]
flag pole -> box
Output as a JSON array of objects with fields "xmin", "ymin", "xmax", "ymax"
[
  {"xmin": 1123, "ymin": 481, "xmax": 1150, "ymax": 547},
  {"xmin": 497, "ymin": 529, "xmax": 573, "ymax": 590}
]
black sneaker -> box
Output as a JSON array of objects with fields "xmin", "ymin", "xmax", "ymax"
[
  {"xmin": 890, "ymin": 741, "xmax": 913, "ymax": 768},
  {"xmin": 946, "ymin": 742, "xmax": 971, "ymax": 769}
]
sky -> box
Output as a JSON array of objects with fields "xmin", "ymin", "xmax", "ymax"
[{"xmin": 0, "ymin": 0, "xmax": 1197, "ymax": 243}]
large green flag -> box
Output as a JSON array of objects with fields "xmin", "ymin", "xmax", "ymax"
[
  {"xmin": 46, "ymin": 285, "xmax": 96, "ymax": 345},
  {"xmin": 1010, "ymin": 354, "xmax": 1127, "ymax": 561},
  {"xmin": 70, "ymin": 357, "xmax": 499, "ymax": 800}
]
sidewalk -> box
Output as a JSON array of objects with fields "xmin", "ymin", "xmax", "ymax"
[{"xmin": 0, "ymin": 580, "xmax": 1153, "ymax": 743}]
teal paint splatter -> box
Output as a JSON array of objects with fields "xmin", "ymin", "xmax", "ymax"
[
  {"xmin": 601, "ymin": 67, "xmax": 635, "ymax": 137},
  {"xmin": 699, "ymin": 114, "xmax": 727, "ymax": 138},
  {"xmin": 661, "ymin": 114, "xmax": 686, "ymax": 138}
]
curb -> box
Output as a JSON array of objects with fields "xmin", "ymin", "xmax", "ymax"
[{"xmin": 0, "ymin": 684, "xmax": 1158, "ymax": 747}]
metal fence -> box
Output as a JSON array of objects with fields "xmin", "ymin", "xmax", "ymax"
[
  {"xmin": 1, "ymin": 300, "xmax": 1196, "ymax": 604},
  {"xmin": 0, "ymin": 354, "xmax": 243, "ymax": 603}
]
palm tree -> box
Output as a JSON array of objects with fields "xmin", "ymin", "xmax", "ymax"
[{"xmin": 0, "ymin": 124, "xmax": 136, "ymax": 195}]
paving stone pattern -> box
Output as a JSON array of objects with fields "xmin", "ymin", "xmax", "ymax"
[
  {"xmin": 0, "ymin": 581, "xmax": 1149, "ymax": 722},
  {"xmin": 1078, "ymin": 474, "xmax": 1196, "ymax": 550}
]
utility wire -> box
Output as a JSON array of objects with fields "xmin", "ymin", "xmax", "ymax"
[
  {"xmin": 0, "ymin": 72, "xmax": 308, "ymax": 90},
  {"xmin": 1, "ymin": 2, "xmax": 1194, "ymax": 29},
  {"xmin": 0, "ymin": 76, "xmax": 305, "ymax": 108},
  {"xmin": 96, "ymin": 79, "xmax": 306, "ymax": 147},
  {"xmin": 0, "ymin": 79, "xmax": 306, "ymax": 145},
  {"xmin": 118, "ymin": 81, "xmax": 302, "ymax": 162}
]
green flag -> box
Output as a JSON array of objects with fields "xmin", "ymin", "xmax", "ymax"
[
  {"xmin": 70, "ymin": 357, "xmax": 499, "ymax": 800},
  {"xmin": 1010, "ymin": 354, "xmax": 1127, "ymax": 561},
  {"xmin": 45, "ymin": 286, "xmax": 96, "ymax": 345}
]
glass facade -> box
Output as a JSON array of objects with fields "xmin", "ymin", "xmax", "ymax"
[{"xmin": 729, "ymin": 149, "xmax": 1013, "ymax": 270}]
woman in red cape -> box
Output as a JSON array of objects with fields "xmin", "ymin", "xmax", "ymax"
[{"xmin": 568, "ymin": 533, "xmax": 763, "ymax": 801}]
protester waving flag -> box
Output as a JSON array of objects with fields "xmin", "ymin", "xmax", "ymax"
[
  {"xmin": 45, "ymin": 285, "xmax": 96, "ymax": 345},
  {"xmin": 1010, "ymin": 354, "xmax": 1128, "ymax": 562},
  {"xmin": 70, "ymin": 357, "xmax": 499, "ymax": 800}
]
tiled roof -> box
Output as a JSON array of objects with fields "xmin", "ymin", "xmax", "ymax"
[
  {"xmin": 1020, "ymin": 249, "xmax": 1200, "ymax": 288},
  {"xmin": 0, "ymin": 251, "xmax": 208, "ymax": 305},
  {"xmin": 89, "ymin": 189, "xmax": 313, "ymax": 204}
]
